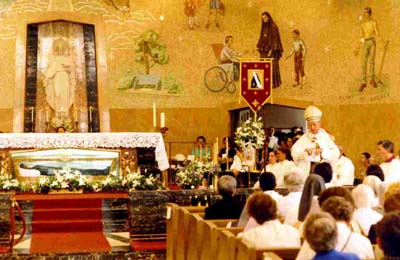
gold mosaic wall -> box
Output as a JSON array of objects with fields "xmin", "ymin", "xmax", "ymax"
[{"xmin": 0, "ymin": 0, "xmax": 398, "ymax": 163}]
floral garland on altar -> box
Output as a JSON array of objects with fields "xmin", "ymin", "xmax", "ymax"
[
  {"xmin": 175, "ymin": 159, "xmax": 219, "ymax": 189},
  {"xmin": 0, "ymin": 167, "xmax": 164, "ymax": 193},
  {"xmin": 234, "ymin": 117, "xmax": 266, "ymax": 149}
]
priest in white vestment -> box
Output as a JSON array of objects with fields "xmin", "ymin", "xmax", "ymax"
[
  {"xmin": 291, "ymin": 106, "xmax": 340, "ymax": 176},
  {"xmin": 377, "ymin": 139, "xmax": 400, "ymax": 183},
  {"xmin": 333, "ymin": 145, "xmax": 355, "ymax": 186}
]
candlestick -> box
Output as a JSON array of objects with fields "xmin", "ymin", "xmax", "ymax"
[
  {"xmin": 200, "ymin": 144, "xmax": 203, "ymax": 160},
  {"xmin": 153, "ymin": 103, "xmax": 156, "ymax": 128},
  {"xmin": 160, "ymin": 112, "xmax": 165, "ymax": 128}
]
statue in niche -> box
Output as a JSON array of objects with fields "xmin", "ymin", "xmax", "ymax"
[{"xmin": 43, "ymin": 38, "xmax": 76, "ymax": 116}]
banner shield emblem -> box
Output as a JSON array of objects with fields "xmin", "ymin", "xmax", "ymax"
[{"xmin": 240, "ymin": 60, "xmax": 273, "ymax": 112}]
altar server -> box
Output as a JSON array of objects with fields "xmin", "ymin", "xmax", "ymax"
[{"xmin": 291, "ymin": 106, "xmax": 340, "ymax": 176}]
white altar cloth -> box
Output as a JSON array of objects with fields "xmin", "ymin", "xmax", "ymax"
[{"xmin": 0, "ymin": 132, "xmax": 169, "ymax": 171}]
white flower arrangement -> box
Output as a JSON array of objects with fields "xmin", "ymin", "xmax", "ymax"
[
  {"xmin": 234, "ymin": 117, "xmax": 266, "ymax": 149},
  {"xmin": 0, "ymin": 174, "xmax": 20, "ymax": 191},
  {"xmin": 0, "ymin": 167, "xmax": 163, "ymax": 193},
  {"xmin": 176, "ymin": 159, "xmax": 219, "ymax": 189}
]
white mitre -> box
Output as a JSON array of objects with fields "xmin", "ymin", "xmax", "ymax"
[{"xmin": 304, "ymin": 106, "xmax": 322, "ymax": 122}]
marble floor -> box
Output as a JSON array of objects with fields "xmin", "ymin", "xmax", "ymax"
[{"xmin": 13, "ymin": 231, "xmax": 130, "ymax": 254}]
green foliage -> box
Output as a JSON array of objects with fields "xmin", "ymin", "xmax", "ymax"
[
  {"xmin": 134, "ymin": 29, "xmax": 169, "ymax": 74},
  {"xmin": 163, "ymin": 76, "xmax": 183, "ymax": 94}
]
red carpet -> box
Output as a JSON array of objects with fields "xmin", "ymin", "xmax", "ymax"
[
  {"xmin": 30, "ymin": 232, "xmax": 111, "ymax": 253},
  {"xmin": 30, "ymin": 198, "xmax": 111, "ymax": 253}
]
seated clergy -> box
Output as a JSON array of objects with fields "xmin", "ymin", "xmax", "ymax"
[{"xmin": 241, "ymin": 192, "xmax": 300, "ymax": 249}]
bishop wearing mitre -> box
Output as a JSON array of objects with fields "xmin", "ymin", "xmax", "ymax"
[{"xmin": 291, "ymin": 106, "xmax": 340, "ymax": 176}]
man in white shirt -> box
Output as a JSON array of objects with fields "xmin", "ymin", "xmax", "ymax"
[
  {"xmin": 291, "ymin": 106, "xmax": 340, "ymax": 176},
  {"xmin": 333, "ymin": 145, "xmax": 355, "ymax": 186},
  {"xmin": 377, "ymin": 139, "xmax": 400, "ymax": 183}
]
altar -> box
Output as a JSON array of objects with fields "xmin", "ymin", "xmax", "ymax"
[{"xmin": 0, "ymin": 132, "xmax": 169, "ymax": 178}]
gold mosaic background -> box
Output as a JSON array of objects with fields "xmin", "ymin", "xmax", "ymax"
[{"xmin": 0, "ymin": 0, "xmax": 398, "ymax": 167}]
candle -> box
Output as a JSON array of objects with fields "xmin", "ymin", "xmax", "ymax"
[
  {"xmin": 45, "ymin": 106, "xmax": 50, "ymax": 122},
  {"xmin": 89, "ymin": 106, "xmax": 93, "ymax": 122},
  {"xmin": 74, "ymin": 107, "xmax": 79, "ymax": 122},
  {"xmin": 160, "ymin": 112, "xmax": 165, "ymax": 128},
  {"xmin": 225, "ymin": 137, "xmax": 229, "ymax": 169},
  {"xmin": 30, "ymin": 107, "xmax": 34, "ymax": 123},
  {"xmin": 153, "ymin": 103, "xmax": 156, "ymax": 128}
]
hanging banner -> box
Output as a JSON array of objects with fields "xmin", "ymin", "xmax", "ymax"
[{"xmin": 240, "ymin": 59, "xmax": 273, "ymax": 112}]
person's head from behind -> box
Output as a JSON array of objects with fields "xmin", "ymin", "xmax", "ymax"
[
  {"xmin": 321, "ymin": 196, "xmax": 354, "ymax": 223},
  {"xmin": 376, "ymin": 211, "xmax": 400, "ymax": 257},
  {"xmin": 318, "ymin": 186, "xmax": 355, "ymax": 208},
  {"xmin": 383, "ymin": 192, "xmax": 400, "ymax": 213},
  {"xmin": 247, "ymin": 192, "xmax": 277, "ymax": 225},
  {"xmin": 351, "ymin": 184, "xmax": 375, "ymax": 209},
  {"xmin": 217, "ymin": 175, "xmax": 237, "ymax": 197},
  {"xmin": 259, "ymin": 172, "xmax": 276, "ymax": 191},
  {"xmin": 304, "ymin": 212, "xmax": 337, "ymax": 253},
  {"xmin": 363, "ymin": 175, "xmax": 382, "ymax": 197},
  {"xmin": 284, "ymin": 167, "xmax": 305, "ymax": 192},
  {"xmin": 383, "ymin": 182, "xmax": 400, "ymax": 205},
  {"xmin": 366, "ymin": 164, "xmax": 385, "ymax": 181},
  {"xmin": 314, "ymin": 162, "xmax": 333, "ymax": 183},
  {"xmin": 377, "ymin": 140, "xmax": 394, "ymax": 161}
]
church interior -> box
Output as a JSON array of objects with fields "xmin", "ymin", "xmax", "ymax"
[{"xmin": 0, "ymin": 0, "xmax": 399, "ymax": 259}]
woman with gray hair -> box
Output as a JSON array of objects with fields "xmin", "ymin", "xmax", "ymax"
[
  {"xmin": 304, "ymin": 212, "xmax": 359, "ymax": 260},
  {"xmin": 351, "ymin": 184, "xmax": 382, "ymax": 236},
  {"xmin": 296, "ymin": 196, "xmax": 374, "ymax": 260},
  {"xmin": 278, "ymin": 167, "xmax": 306, "ymax": 226}
]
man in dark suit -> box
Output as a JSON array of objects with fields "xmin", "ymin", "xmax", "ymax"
[{"xmin": 204, "ymin": 175, "xmax": 241, "ymax": 219}]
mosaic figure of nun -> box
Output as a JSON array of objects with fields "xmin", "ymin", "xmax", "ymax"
[{"xmin": 257, "ymin": 11, "xmax": 284, "ymax": 88}]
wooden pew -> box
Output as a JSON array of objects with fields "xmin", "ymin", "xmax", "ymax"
[
  {"xmin": 237, "ymin": 236, "xmax": 300, "ymax": 260},
  {"xmin": 187, "ymin": 213, "xmax": 204, "ymax": 260},
  {"xmin": 175, "ymin": 206, "xmax": 191, "ymax": 259},
  {"xmin": 256, "ymin": 247, "xmax": 300, "ymax": 260},
  {"xmin": 166, "ymin": 203, "xmax": 179, "ymax": 260}
]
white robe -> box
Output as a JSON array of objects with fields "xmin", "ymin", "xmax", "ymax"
[
  {"xmin": 291, "ymin": 129, "xmax": 339, "ymax": 176},
  {"xmin": 333, "ymin": 155, "xmax": 355, "ymax": 186},
  {"xmin": 380, "ymin": 158, "xmax": 400, "ymax": 183}
]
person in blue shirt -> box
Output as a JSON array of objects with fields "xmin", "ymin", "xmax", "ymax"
[{"xmin": 303, "ymin": 212, "xmax": 360, "ymax": 260}]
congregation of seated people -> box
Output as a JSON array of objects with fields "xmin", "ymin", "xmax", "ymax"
[{"xmin": 200, "ymin": 137, "xmax": 400, "ymax": 260}]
